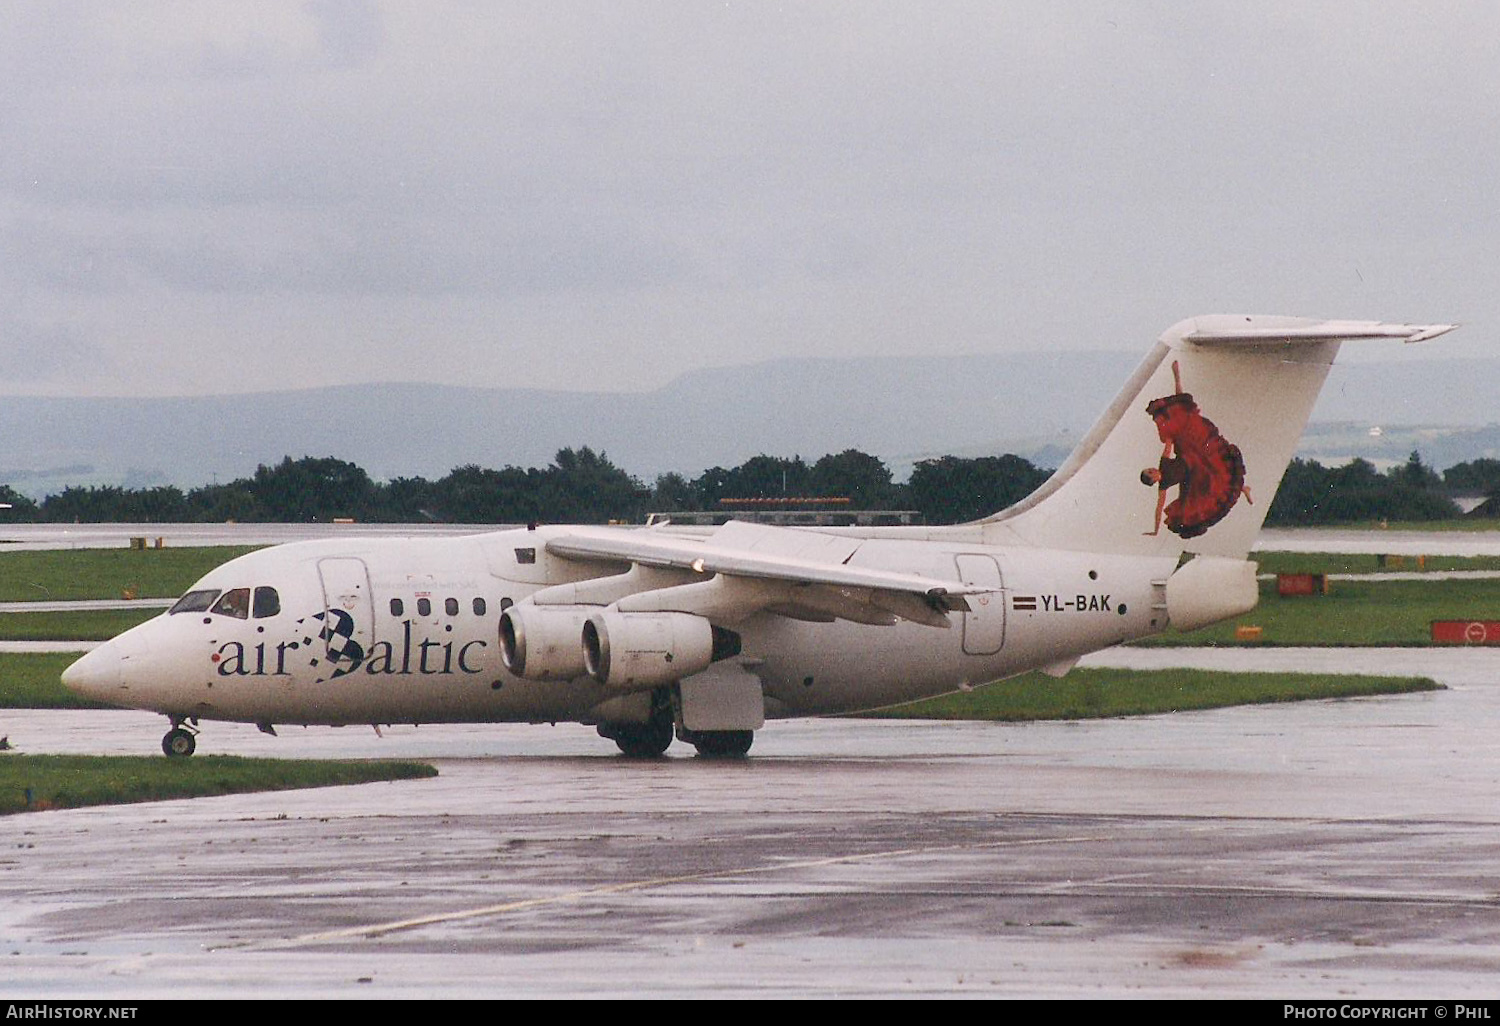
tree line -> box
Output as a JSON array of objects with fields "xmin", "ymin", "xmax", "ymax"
[
  {"xmin": 0, "ymin": 447, "xmax": 1489, "ymax": 527},
  {"xmin": 1265, "ymin": 452, "xmax": 1478, "ymax": 525},
  {"xmin": 0, "ymin": 448, "xmax": 1048, "ymax": 526}
]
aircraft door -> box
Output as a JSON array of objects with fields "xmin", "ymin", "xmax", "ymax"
[
  {"xmin": 317, "ymin": 557, "xmax": 375, "ymax": 675},
  {"xmin": 954, "ymin": 554, "xmax": 1005, "ymax": 655}
]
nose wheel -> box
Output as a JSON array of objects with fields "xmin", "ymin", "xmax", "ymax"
[{"xmin": 162, "ymin": 725, "xmax": 197, "ymax": 758}]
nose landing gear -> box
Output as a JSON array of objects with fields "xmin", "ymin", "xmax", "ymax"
[{"xmin": 162, "ymin": 719, "xmax": 198, "ymax": 758}]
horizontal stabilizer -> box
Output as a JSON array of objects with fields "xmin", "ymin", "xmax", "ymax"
[{"xmin": 1182, "ymin": 319, "xmax": 1457, "ymax": 347}]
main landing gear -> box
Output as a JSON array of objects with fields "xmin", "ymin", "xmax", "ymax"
[
  {"xmin": 597, "ymin": 687, "xmax": 757, "ymax": 759},
  {"xmin": 599, "ymin": 688, "xmax": 675, "ymax": 758},
  {"xmin": 162, "ymin": 719, "xmax": 198, "ymax": 758},
  {"xmin": 682, "ymin": 729, "xmax": 754, "ymax": 758},
  {"xmin": 610, "ymin": 717, "xmax": 675, "ymax": 759}
]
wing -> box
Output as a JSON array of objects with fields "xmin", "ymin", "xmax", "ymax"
[{"xmin": 539, "ymin": 520, "xmax": 987, "ymax": 629}]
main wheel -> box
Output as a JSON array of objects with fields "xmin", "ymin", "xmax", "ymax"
[
  {"xmin": 162, "ymin": 727, "xmax": 196, "ymax": 758},
  {"xmin": 602, "ymin": 686, "xmax": 674, "ymax": 758},
  {"xmin": 611, "ymin": 718, "xmax": 673, "ymax": 758},
  {"xmin": 690, "ymin": 730, "xmax": 754, "ymax": 758}
]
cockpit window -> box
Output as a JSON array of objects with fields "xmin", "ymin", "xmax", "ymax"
[
  {"xmin": 210, "ymin": 588, "xmax": 251, "ymax": 619},
  {"xmin": 253, "ymin": 586, "xmax": 281, "ymax": 618},
  {"xmin": 169, "ymin": 589, "xmax": 221, "ymax": 615}
]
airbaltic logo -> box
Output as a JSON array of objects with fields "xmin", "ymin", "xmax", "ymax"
[
  {"xmin": 317, "ymin": 609, "xmax": 363, "ymax": 679},
  {"xmin": 214, "ymin": 609, "xmax": 488, "ymax": 682}
]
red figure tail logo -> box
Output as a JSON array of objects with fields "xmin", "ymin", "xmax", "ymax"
[{"xmin": 1139, "ymin": 360, "xmax": 1251, "ymax": 539}]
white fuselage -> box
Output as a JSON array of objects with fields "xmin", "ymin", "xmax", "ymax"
[{"xmin": 62, "ymin": 524, "xmax": 1178, "ymax": 727}]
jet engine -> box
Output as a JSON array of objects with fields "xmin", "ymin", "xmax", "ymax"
[
  {"xmin": 499, "ymin": 605, "xmax": 593, "ymax": 681},
  {"xmin": 582, "ymin": 610, "xmax": 717, "ymax": 689}
]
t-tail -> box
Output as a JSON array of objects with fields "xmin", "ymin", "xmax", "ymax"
[{"xmin": 980, "ymin": 315, "xmax": 1457, "ymax": 561}]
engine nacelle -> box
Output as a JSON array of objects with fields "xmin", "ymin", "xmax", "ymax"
[
  {"xmin": 499, "ymin": 605, "xmax": 592, "ymax": 681},
  {"xmin": 582, "ymin": 610, "xmax": 715, "ymax": 689}
]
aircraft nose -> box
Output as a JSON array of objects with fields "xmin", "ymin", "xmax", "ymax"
[{"xmin": 61, "ymin": 642, "xmax": 124, "ymax": 700}]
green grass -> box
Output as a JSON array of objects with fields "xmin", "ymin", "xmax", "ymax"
[
  {"xmin": 0, "ymin": 653, "xmax": 110, "ymax": 709},
  {"xmin": 1138, "ymin": 576, "xmax": 1500, "ymax": 647},
  {"xmin": 0, "ymin": 608, "xmax": 160, "ymax": 641},
  {"xmin": 864, "ymin": 668, "xmax": 1441, "ymax": 721},
  {"xmin": 0, "ymin": 755, "xmax": 438, "ymax": 815},
  {"xmin": 1254, "ymin": 550, "xmax": 1500, "ymax": 575},
  {"xmin": 0, "ymin": 545, "xmax": 261, "ymax": 602}
]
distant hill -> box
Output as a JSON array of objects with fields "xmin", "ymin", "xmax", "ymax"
[{"xmin": 1, "ymin": 351, "xmax": 1497, "ymax": 497}]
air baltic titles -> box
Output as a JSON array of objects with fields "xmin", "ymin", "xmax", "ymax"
[{"xmin": 63, "ymin": 316, "xmax": 1456, "ymax": 758}]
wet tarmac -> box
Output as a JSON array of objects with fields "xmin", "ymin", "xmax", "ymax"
[
  {"xmin": 3, "ymin": 646, "xmax": 1499, "ymax": 998},
  {"xmin": 1258, "ymin": 527, "xmax": 1500, "ymax": 558},
  {"xmin": 0, "ymin": 599, "xmax": 173, "ymax": 613},
  {"xmin": 0, "ymin": 522, "xmax": 511, "ymax": 552}
]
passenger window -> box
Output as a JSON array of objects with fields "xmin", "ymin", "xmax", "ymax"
[
  {"xmin": 445, "ymin": 597, "xmax": 459, "ymax": 617},
  {"xmin": 170, "ymin": 589, "xmax": 221, "ymax": 615},
  {"xmin": 473, "ymin": 597, "xmax": 487, "ymax": 616},
  {"xmin": 417, "ymin": 597, "xmax": 432, "ymax": 617},
  {"xmin": 211, "ymin": 588, "xmax": 251, "ymax": 620},
  {"xmin": 500, "ymin": 597, "xmax": 513, "ymax": 611},
  {"xmin": 390, "ymin": 598, "xmax": 404, "ymax": 617},
  {"xmin": 253, "ymin": 587, "xmax": 280, "ymax": 618}
]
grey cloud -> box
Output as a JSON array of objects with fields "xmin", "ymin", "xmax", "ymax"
[
  {"xmin": 0, "ymin": 315, "xmax": 112, "ymax": 384},
  {"xmin": 0, "ymin": 2, "xmax": 1495, "ymax": 399},
  {"xmin": 305, "ymin": 0, "xmax": 384, "ymax": 67}
]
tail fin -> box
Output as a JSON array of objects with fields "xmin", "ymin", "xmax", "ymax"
[{"xmin": 980, "ymin": 315, "xmax": 1456, "ymax": 559}]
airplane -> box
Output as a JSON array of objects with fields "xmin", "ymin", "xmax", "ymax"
[{"xmin": 61, "ymin": 315, "xmax": 1456, "ymax": 758}]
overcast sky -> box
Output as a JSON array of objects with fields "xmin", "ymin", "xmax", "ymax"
[{"xmin": 2, "ymin": 1, "xmax": 1495, "ymax": 398}]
